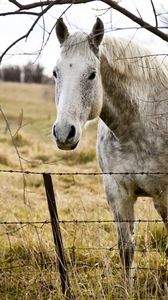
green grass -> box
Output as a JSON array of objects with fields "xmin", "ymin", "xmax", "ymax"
[{"xmin": 0, "ymin": 82, "xmax": 167, "ymax": 299}]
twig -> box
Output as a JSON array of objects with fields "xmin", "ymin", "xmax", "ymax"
[
  {"xmin": 0, "ymin": 11, "xmax": 39, "ymax": 16},
  {"xmin": 150, "ymin": 0, "xmax": 158, "ymax": 28},
  {"xmin": 12, "ymin": 109, "xmax": 24, "ymax": 138},
  {"xmin": 0, "ymin": 106, "xmax": 27, "ymax": 204}
]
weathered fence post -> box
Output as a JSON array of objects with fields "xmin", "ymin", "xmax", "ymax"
[{"xmin": 43, "ymin": 173, "xmax": 72, "ymax": 299}]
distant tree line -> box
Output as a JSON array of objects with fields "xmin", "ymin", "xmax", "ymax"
[{"xmin": 0, "ymin": 62, "xmax": 52, "ymax": 84}]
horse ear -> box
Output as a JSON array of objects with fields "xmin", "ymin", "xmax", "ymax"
[
  {"xmin": 89, "ymin": 18, "xmax": 104, "ymax": 48},
  {"xmin": 56, "ymin": 18, "xmax": 69, "ymax": 45}
]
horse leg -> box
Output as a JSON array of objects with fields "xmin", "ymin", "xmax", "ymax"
[
  {"xmin": 153, "ymin": 195, "xmax": 168, "ymax": 256},
  {"xmin": 104, "ymin": 175, "xmax": 136, "ymax": 278}
]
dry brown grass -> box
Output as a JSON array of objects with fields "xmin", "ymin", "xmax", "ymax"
[{"xmin": 0, "ymin": 82, "xmax": 167, "ymax": 299}]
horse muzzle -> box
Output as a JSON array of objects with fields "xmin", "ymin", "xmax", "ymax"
[{"xmin": 52, "ymin": 122, "xmax": 79, "ymax": 150}]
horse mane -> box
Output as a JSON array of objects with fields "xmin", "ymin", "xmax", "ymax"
[{"xmin": 100, "ymin": 35, "xmax": 168, "ymax": 85}]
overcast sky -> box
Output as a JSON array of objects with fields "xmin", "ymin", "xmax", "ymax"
[{"xmin": 0, "ymin": 0, "xmax": 167, "ymax": 75}]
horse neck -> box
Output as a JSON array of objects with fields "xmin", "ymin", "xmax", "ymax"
[{"xmin": 100, "ymin": 55, "xmax": 146, "ymax": 142}]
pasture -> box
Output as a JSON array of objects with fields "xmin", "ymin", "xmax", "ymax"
[{"xmin": 0, "ymin": 82, "xmax": 167, "ymax": 299}]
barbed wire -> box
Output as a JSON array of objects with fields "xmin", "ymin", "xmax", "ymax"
[
  {"xmin": 0, "ymin": 169, "xmax": 165, "ymax": 227},
  {"xmin": 0, "ymin": 263, "xmax": 166, "ymax": 273},
  {"xmin": 0, "ymin": 220, "xmax": 166, "ymax": 254},
  {"xmin": 0, "ymin": 219, "xmax": 165, "ymax": 253},
  {"xmin": 0, "ymin": 169, "xmax": 168, "ymax": 175},
  {"xmin": 0, "ymin": 219, "xmax": 164, "ymax": 225},
  {"xmin": 65, "ymin": 246, "xmax": 166, "ymax": 254}
]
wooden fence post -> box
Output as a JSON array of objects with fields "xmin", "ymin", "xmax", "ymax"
[{"xmin": 43, "ymin": 173, "xmax": 72, "ymax": 299}]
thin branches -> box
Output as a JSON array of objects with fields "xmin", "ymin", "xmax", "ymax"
[
  {"xmin": 0, "ymin": 1, "xmax": 57, "ymax": 63},
  {"xmin": 7, "ymin": 0, "xmax": 168, "ymax": 43},
  {"xmin": 103, "ymin": 0, "xmax": 168, "ymax": 42},
  {"xmin": 8, "ymin": 0, "xmax": 92, "ymax": 10},
  {"xmin": 0, "ymin": 0, "xmax": 168, "ymax": 63},
  {"xmin": 0, "ymin": 107, "xmax": 27, "ymax": 204},
  {"xmin": 150, "ymin": 0, "xmax": 158, "ymax": 28},
  {"xmin": 0, "ymin": 11, "xmax": 39, "ymax": 16}
]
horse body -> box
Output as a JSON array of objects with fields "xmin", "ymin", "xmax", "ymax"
[
  {"xmin": 97, "ymin": 36, "xmax": 168, "ymax": 273},
  {"xmin": 53, "ymin": 18, "xmax": 168, "ymax": 277}
]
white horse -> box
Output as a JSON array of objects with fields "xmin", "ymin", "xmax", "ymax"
[{"xmin": 52, "ymin": 18, "xmax": 168, "ymax": 277}]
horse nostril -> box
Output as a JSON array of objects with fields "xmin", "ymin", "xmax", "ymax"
[
  {"xmin": 53, "ymin": 124, "xmax": 57, "ymax": 139},
  {"xmin": 67, "ymin": 125, "xmax": 76, "ymax": 141}
]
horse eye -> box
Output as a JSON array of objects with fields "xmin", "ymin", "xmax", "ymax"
[
  {"xmin": 88, "ymin": 72, "xmax": 96, "ymax": 80},
  {"xmin": 53, "ymin": 70, "xmax": 57, "ymax": 78}
]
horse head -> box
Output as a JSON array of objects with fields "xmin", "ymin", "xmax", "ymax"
[{"xmin": 52, "ymin": 18, "xmax": 104, "ymax": 150}]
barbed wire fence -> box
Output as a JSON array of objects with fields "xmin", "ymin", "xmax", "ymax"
[
  {"xmin": 1, "ymin": 110, "xmax": 167, "ymax": 299},
  {"xmin": 0, "ymin": 169, "xmax": 168, "ymax": 299}
]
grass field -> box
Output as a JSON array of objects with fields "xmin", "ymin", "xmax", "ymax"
[{"xmin": 0, "ymin": 82, "xmax": 167, "ymax": 299}]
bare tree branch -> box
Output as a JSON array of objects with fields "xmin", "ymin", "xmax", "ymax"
[
  {"xmin": 0, "ymin": 1, "xmax": 57, "ymax": 63},
  {"xmin": 9, "ymin": 0, "xmax": 22, "ymax": 8},
  {"xmin": 0, "ymin": 11, "xmax": 39, "ymax": 16},
  {"xmin": 8, "ymin": 0, "xmax": 92, "ymax": 10},
  {"xmin": 8, "ymin": 0, "xmax": 168, "ymax": 42},
  {"xmin": 103, "ymin": 0, "xmax": 168, "ymax": 42},
  {"xmin": 0, "ymin": 0, "xmax": 168, "ymax": 64}
]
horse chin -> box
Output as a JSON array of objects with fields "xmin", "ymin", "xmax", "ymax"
[{"xmin": 57, "ymin": 141, "xmax": 79, "ymax": 151}]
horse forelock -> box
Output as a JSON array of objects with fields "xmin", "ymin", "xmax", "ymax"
[{"xmin": 60, "ymin": 32, "xmax": 98, "ymax": 62}]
